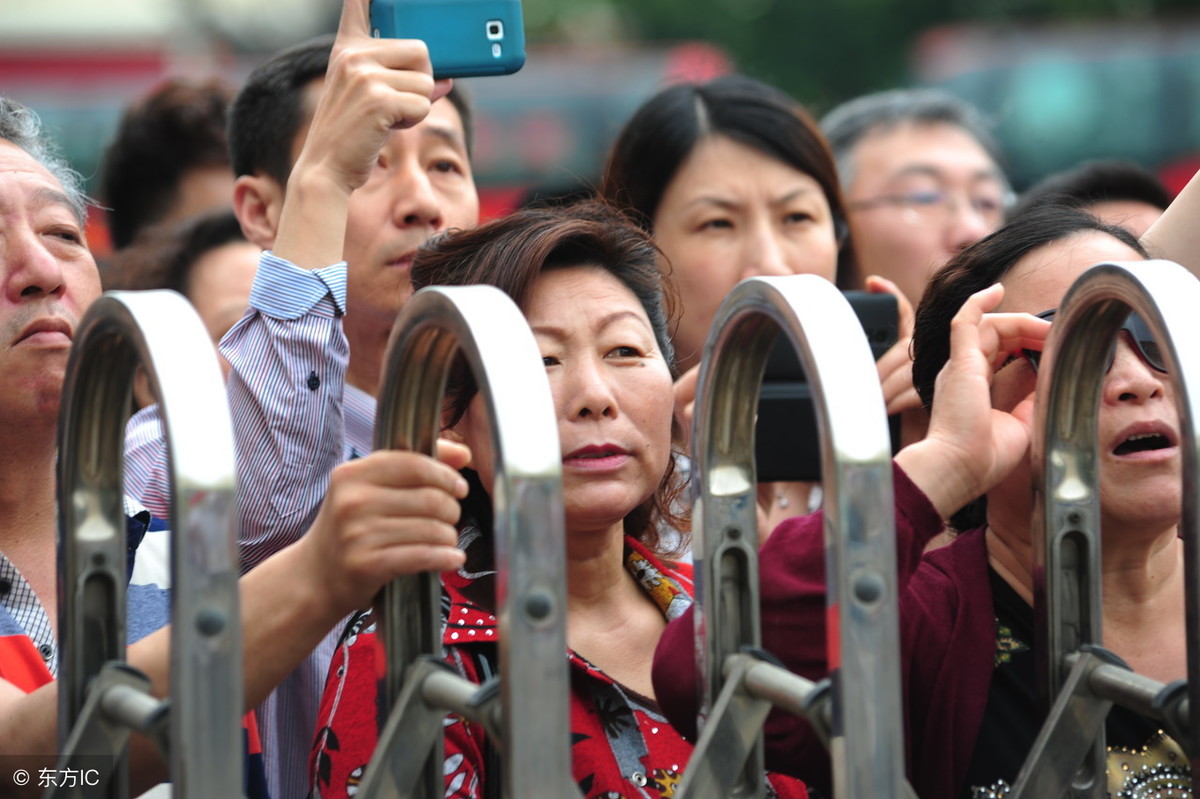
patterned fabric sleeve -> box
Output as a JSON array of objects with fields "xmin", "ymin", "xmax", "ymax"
[{"xmin": 442, "ymin": 646, "xmax": 489, "ymax": 799}]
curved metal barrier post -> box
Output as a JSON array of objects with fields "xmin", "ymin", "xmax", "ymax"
[
  {"xmin": 357, "ymin": 285, "xmax": 581, "ymax": 799},
  {"xmin": 1009, "ymin": 260, "xmax": 1200, "ymax": 797},
  {"xmin": 678, "ymin": 275, "xmax": 908, "ymax": 798},
  {"xmin": 55, "ymin": 290, "xmax": 243, "ymax": 797}
]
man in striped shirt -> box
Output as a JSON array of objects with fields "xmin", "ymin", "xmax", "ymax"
[
  {"xmin": 124, "ymin": 1, "xmax": 482, "ymax": 794},
  {"xmin": 0, "ymin": 86, "xmax": 471, "ymax": 797}
]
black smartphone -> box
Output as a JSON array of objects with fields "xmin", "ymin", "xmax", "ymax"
[{"xmin": 754, "ymin": 291, "xmax": 901, "ymax": 482}]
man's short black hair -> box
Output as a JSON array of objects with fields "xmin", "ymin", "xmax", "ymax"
[
  {"xmin": 1011, "ymin": 159, "xmax": 1171, "ymax": 220},
  {"xmin": 100, "ymin": 78, "xmax": 234, "ymax": 249},
  {"xmin": 228, "ymin": 34, "xmax": 474, "ymax": 190}
]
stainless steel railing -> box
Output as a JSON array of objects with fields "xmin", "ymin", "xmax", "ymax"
[
  {"xmin": 1009, "ymin": 259, "xmax": 1200, "ymax": 797},
  {"xmin": 357, "ymin": 285, "xmax": 581, "ymax": 799},
  {"xmin": 677, "ymin": 275, "xmax": 910, "ymax": 798},
  {"xmin": 54, "ymin": 290, "xmax": 243, "ymax": 798}
]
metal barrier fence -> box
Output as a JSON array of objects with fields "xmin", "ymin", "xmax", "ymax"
[
  {"xmin": 53, "ymin": 290, "xmax": 243, "ymax": 798},
  {"xmin": 45, "ymin": 264, "xmax": 1200, "ymax": 798},
  {"xmin": 677, "ymin": 275, "xmax": 910, "ymax": 798},
  {"xmin": 357, "ymin": 285, "xmax": 580, "ymax": 799},
  {"xmin": 1010, "ymin": 260, "xmax": 1200, "ymax": 797}
]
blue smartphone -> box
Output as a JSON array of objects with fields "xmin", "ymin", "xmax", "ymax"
[{"xmin": 369, "ymin": 0, "xmax": 526, "ymax": 79}]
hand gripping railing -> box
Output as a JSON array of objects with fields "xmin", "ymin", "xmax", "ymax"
[
  {"xmin": 677, "ymin": 275, "xmax": 910, "ymax": 798},
  {"xmin": 356, "ymin": 285, "xmax": 581, "ymax": 799},
  {"xmin": 54, "ymin": 290, "xmax": 243, "ymax": 797},
  {"xmin": 1009, "ymin": 259, "xmax": 1200, "ymax": 798}
]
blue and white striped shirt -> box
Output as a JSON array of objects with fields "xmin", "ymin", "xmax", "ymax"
[{"xmin": 124, "ymin": 251, "xmax": 375, "ymax": 799}]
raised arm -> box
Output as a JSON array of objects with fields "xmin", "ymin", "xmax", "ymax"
[
  {"xmin": 273, "ymin": 0, "xmax": 447, "ymax": 270},
  {"xmin": 1140, "ymin": 168, "xmax": 1200, "ymax": 274},
  {"xmin": 229, "ymin": 0, "xmax": 450, "ymax": 566},
  {"xmin": 124, "ymin": 0, "xmax": 452, "ymax": 568},
  {"xmin": 893, "ymin": 283, "xmax": 1047, "ymax": 517}
]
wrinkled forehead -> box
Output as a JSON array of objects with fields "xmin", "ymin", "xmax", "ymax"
[
  {"xmin": 854, "ymin": 120, "xmax": 1003, "ymax": 181},
  {"xmin": 527, "ymin": 265, "xmax": 646, "ymax": 316},
  {"xmin": 0, "ymin": 139, "xmax": 78, "ymax": 219}
]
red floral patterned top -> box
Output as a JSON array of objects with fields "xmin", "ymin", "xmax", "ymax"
[{"xmin": 308, "ymin": 533, "xmax": 808, "ymax": 799}]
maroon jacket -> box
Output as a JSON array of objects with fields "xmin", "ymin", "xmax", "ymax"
[{"xmin": 652, "ymin": 465, "xmax": 996, "ymax": 799}]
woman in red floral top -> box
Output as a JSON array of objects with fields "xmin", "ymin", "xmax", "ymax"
[{"xmin": 308, "ymin": 202, "xmax": 807, "ymax": 799}]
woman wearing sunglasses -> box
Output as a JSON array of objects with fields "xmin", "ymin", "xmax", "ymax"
[{"xmin": 654, "ymin": 204, "xmax": 1191, "ymax": 798}]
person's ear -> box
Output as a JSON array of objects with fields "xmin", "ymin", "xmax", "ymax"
[
  {"xmin": 233, "ymin": 174, "xmax": 286, "ymax": 251},
  {"xmin": 442, "ymin": 425, "xmax": 467, "ymax": 445}
]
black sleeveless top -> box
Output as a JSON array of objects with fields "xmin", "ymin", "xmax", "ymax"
[{"xmin": 962, "ymin": 568, "xmax": 1191, "ymax": 798}]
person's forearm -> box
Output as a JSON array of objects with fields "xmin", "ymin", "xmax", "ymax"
[
  {"xmin": 894, "ymin": 440, "xmax": 977, "ymax": 521},
  {"xmin": 271, "ymin": 167, "xmax": 352, "ymax": 270},
  {"xmin": 0, "ymin": 680, "xmax": 57, "ymax": 795},
  {"xmin": 235, "ymin": 541, "xmax": 348, "ymax": 707},
  {"xmin": 0, "ymin": 678, "xmax": 168, "ymax": 796},
  {"xmin": 123, "ymin": 541, "xmax": 340, "ymax": 711},
  {"xmin": 1141, "ymin": 168, "xmax": 1200, "ymax": 273},
  {"xmin": 127, "ymin": 543, "xmax": 347, "ymax": 710},
  {"xmin": 1, "ymin": 546, "xmax": 344, "ymax": 797}
]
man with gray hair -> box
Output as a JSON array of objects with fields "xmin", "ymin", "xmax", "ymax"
[
  {"xmin": 0, "ymin": 95, "xmax": 469, "ymax": 797},
  {"xmin": 822, "ymin": 88, "xmax": 1013, "ymax": 306},
  {"xmin": 0, "ymin": 97, "xmax": 89, "ymax": 219}
]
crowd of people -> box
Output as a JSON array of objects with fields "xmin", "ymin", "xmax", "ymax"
[{"xmin": 1, "ymin": 0, "xmax": 1198, "ymax": 796}]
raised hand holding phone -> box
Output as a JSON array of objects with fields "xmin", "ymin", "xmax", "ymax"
[
  {"xmin": 311, "ymin": 0, "xmax": 447, "ymax": 189},
  {"xmin": 273, "ymin": 0, "xmax": 449, "ymax": 269}
]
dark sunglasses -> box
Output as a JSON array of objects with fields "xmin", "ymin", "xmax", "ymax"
[{"xmin": 1023, "ymin": 308, "xmax": 1167, "ymax": 374}]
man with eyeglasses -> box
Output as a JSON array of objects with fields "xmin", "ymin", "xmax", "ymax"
[{"xmin": 823, "ymin": 88, "xmax": 1013, "ymax": 306}]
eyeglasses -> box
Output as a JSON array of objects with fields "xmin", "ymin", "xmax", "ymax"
[
  {"xmin": 847, "ymin": 188, "xmax": 1013, "ymax": 227},
  {"xmin": 1022, "ymin": 308, "xmax": 1166, "ymax": 374}
]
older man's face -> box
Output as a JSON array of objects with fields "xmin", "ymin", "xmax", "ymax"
[{"xmin": 0, "ymin": 139, "xmax": 100, "ymax": 419}]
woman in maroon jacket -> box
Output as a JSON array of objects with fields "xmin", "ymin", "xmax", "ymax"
[{"xmin": 654, "ymin": 205, "xmax": 1193, "ymax": 798}]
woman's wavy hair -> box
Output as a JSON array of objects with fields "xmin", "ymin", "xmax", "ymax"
[{"xmin": 410, "ymin": 199, "xmax": 689, "ymax": 556}]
